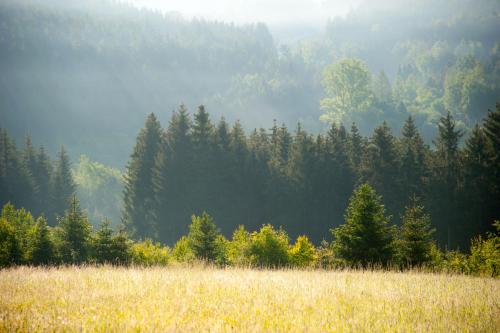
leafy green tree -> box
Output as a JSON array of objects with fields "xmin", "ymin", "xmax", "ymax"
[
  {"xmin": 320, "ymin": 58, "xmax": 373, "ymax": 124},
  {"xmin": 187, "ymin": 212, "xmax": 220, "ymax": 261},
  {"xmin": 227, "ymin": 225, "xmax": 252, "ymax": 266},
  {"xmin": 0, "ymin": 217, "xmax": 21, "ymax": 266},
  {"xmin": 29, "ymin": 216, "xmax": 55, "ymax": 265},
  {"xmin": 123, "ymin": 113, "xmax": 162, "ymax": 239},
  {"xmin": 249, "ymin": 224, "xmax": 290, "ymax": 268},
  {"xmin": 289, "ymin": 235, "xmax": 316, "ymax": 268},
  {"xmin": 396, "ymin": 196, "xmax": 435, "ymax": 267},
  {"xmin": 56, "ymin": 196, "xmax": 92, "ymax": 264},
  {"xmin": 373, "ymin": 70, "xmax": 392, "ymax": 103},
  {"xmin": 130, "ymin": 239, "xmax": 170, "ymax": 266},
  {"xmin": 331, "ymin": 184, "xmax": 394, "ymax": 267},
  {"xmin": 172, "ymin": 235, "xmax": 195, "ymax": 263},
  {"xmin": 50, "ymin": 146, "xmax": 76, "ymax": 225}
]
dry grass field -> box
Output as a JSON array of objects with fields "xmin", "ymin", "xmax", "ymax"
[{"xmin": 0, "ymin": 266, "xmax": 498, "ymax": 332}]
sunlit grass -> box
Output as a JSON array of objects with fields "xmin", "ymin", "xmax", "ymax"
[{"xmin": 0, "ymin": 266, "xmax": 498, "ymax": 332}]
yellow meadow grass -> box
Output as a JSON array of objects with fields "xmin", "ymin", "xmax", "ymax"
[{"xmin": 0, "ymin": 266, "xmax": 498, "ymax": 332}]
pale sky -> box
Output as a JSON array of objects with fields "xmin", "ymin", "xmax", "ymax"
[{"xmin": 126, "ymin": 0, "xmax": 362, "ymax": 28}]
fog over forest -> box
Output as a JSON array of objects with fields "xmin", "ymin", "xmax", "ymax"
[{"xmin": 2, "ymin": 0, "xmax": 498, "ymax": 166}]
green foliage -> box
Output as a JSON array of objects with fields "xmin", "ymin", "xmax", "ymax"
[
  {"xmin": 395, "ymin": 197, "xmax": 435, "ymax": 267},
  {"xmin": 73, "ymin": 155, "xmax": 123, "ymax": 226},
  {"xmin": 123, "ymin": 113, "xmax": 162, "ymax": 240},
  {"xmin": 130, "ymin": 239, "xmax": 170, "ymax": 266},
  {"xmin": 28, "ymin": 217, "xmax": 55, "ymax": 265},
  {"xmin": 55, "ymin": 196, "xmax": 92, "ymax": 264},
  {"xmin": 227, "ymin": 225, "xmax": 252, "ymax": 266},
  {"xmin": 332, "ymin": 184, "xmax": 395, "ymax": 267},
  {"xmin": 249, "ymin": 224, "xmax": 290, "ymax": 268},
  {"xmin": 288, "ymin": 235, "xmax": 316, "ymax": 268},
  {"xmin": 172, "ymin": 236, "xmax": 195, "ymax": 263},
  {"xmin": 93, "ymin": 220, "xmax": 131, "ymax": 265},
  {"xmin": 0, "ymin": 217, "xmax": 21, "ymax": 266},
  {"xmin": 50, "ymin": 146, "xmax": 76, "ymax": 224},
  {"xmin": 467, "ymin": 221, "xmax": 500, "ymax": 277},
  {"xmin": 320, "ymin": 58, "xmax": 373, "ymax": 124},
  {"xmin": 187, "ymin": 212, "xmax": 220, "ymax": 262}
]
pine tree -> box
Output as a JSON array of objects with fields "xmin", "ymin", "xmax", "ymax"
[
  {"xmin": 56, "ymin": 195, "xmax": 92, "ymax": 264},
  {"xmin": 331, "ymin": 183, "xmax": 394, "ymax": 267},
  {"xmin": 123, "ymin": 113, "xmax": 162, "ymax": 240},
  {"xmin": 396, "ymin": 196, "xmax": 435, "ymax": 267},
  {"xmin": 188, "ymin": 212, "xmax": 220, "ymax": 261},
  {"xmin": 50, "ymin": 146, "xmax": 76, "ymax": 225}
]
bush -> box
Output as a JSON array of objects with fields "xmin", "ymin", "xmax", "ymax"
[
  {"xmin": 172, "ymin": 236, "xmax": 195, "ymax": 263},
  {"xmin": 130, "ymin": 239, "xmax": 170, "ymax": 266},
  {"xmin": 0, "ymin": 217, "xmax": 21, "ymax": 266},
  {"xmin": 289, "ymin": 235, "xmax": 317, "ymax": 268},
  {"xmin": 227, "ymin": 225, "xmax": 251, "ymax": 266},
  {"xmin": 466, "ymin": 221, "xmax": 499, "ymax": 276},
  {"xmin": 249, "ymin": 224, "xmax": 289, "ymax": 268}
]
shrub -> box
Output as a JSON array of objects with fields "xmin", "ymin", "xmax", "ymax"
[
  {"xmin": 227, "ymin": 225, "xmax": 252, "ymax": 266},
  {"xmin": 249, "ymin": 224, "xmax": 289, "ymax": 268},
  {"xmin": 172, "ymin": 236, "xmax": 195, "ymax": 263},
  {"xmin": 289, "ymin": 235, "xmax": 317, "ymax": 268},
  {"xmin": 466, "ymin": 221, "xmax": 499, "ymax": 276},
  {"xmin": 130, "ymin": 239, "xmax": 170, "ymax": 266}
]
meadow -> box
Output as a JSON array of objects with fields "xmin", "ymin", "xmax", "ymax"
[{"xmin": 0, "ymin": 266, "xmax": 498, "ymax": 332}]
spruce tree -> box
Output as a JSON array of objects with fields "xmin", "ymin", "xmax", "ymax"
[
  {"xmin": 432, "ymin": 111, "xmax": 464, "ymax": 248},
  {"xmin": 50, "ymin": 146, "xmax": 76, "ymax": 224},
  {"xmin": 56, "ymin": 195, "xmax": 92, "ymax": 264},
  {"xmin": 396, "ymin": 196, "xmax": 435, "ymax": 267},
  {"xmin": 400, "ymin": 116, "xmax": 428, "ymax": 199},
  {"xmin": 331, "ymin": 183, "xmax": 394, "ymax": 267},
  {"xmin": 153, "ymin": 105, "xmax": 192, "ymax": 244},
  {"xmin": 363, "ymin": 122, "xmax": 401, "ymax": 219},
  {"xmin": 34, "ymin": 146, "xmax": 52, "ymax": 217},
  {"xmin": 29, "ymin": 216, "xmax": 55, "ymax": 265},
  {"xmin": 123, "ymin": 113, "xmax": 162, "ymax": 239},
  {"xmin": 188, "ymin": 212, "xmax": 220, "ymax": 261},
  {"xmin": 463, "ymin": 125, "xmax": 492, "ymax": 238}
]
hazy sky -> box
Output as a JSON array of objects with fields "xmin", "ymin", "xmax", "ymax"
[{"xmin": 126, "ymin": 0, "xmax": 362, "ymax": 29}]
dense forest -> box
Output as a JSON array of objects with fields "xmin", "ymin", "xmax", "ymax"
[
  {"xmin": 121, "ymin": 104, "xmax": 500, "ymax": 249},
  {"xmin": 0, "ymin": 0, "xmax": 499, "ymax": 265},
  {"xmin": 3, "ymin": 103, "xmax": 498, "ymax": 251},
  {"xmin": 1, "ymin": 0, "xmax": 499, "ymax": 166}
]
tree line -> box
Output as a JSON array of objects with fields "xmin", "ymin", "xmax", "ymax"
[
  {"xmin": 0, "ymin": 129, "xmax": 76, "ymax": 225},
  {"xmin": 1, "ymin": 185, "xmax": 498, "ymax": 276},
  {"xmin": 123, "ymin": 104, "xmax": 500, "ymax": 250}
]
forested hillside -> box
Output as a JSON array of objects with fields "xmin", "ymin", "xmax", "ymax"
[{"xmin": 1, "ymin": 0, "xmax": 499, "ymax": 166}]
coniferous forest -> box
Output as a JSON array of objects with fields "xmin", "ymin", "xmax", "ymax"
[{"xmin": 1, "ymin": 1, "xmax": 500, "ymax": 330}]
